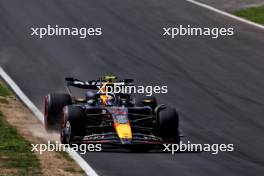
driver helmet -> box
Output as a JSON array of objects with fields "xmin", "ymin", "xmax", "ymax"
[{"xmin": 101, "ymin": 94, "xmax": 115, "ymax": 106}]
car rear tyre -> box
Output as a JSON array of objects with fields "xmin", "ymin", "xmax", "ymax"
[{"xmin": 44, "ymin": 93, "xmax": 72, "ymax": 131}]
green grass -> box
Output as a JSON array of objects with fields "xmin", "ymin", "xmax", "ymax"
[
  {"xmin": 233, "ymin": 5, "xmax": 264, "ymax": 24},
  {"xmin": 0, "ymin": 81, "xmax": 11, "ymax": 97},
  {"xmin": 0, "ymin": 112, "xmax": 41, "ymax": 175}
]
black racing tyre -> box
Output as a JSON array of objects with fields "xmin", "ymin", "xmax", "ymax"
[
  {"xmin": 61, "ymin": 106, "xmax": 85, "ymax": 144},
  {"xmin": 158, "ymin": 107, "xmax": 180, "ymax": 142},
  {"xmin": 44, "ymin": 93, "xmax": 72, "ymax": 131},
  {"xmin": 135, "ymin": 96, "xmax": 157, "ymax": 110}
]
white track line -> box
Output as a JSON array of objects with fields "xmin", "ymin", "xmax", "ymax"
[
  {"xmin": 186, "ymin": 0, "xmax": 264, "ymax": 30},
  {"xmin": 0, "ymin": 66, "xmax": 99, "ymax": 176},
  {"xmin": 0, "ymin": 67, "xmax": 44, "ymax": 124}
]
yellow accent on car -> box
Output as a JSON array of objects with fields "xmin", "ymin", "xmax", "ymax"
[
  {"xmin": 76, "ymin": 98, "xmax": 86, "ymax": 102},
  {"xmin": 100, "ymin": 95, "xmax": 108, "ymax": 105},
  {"xmin": 104, "ymin": 75, "xmax": 118, "ymax": 81},
  {"xmin": 115, "ymin": 124, "xmax": 132, "ymax": 139},
  {"xmin": 144, "ymin": 99, "xmax": 152, "ymax": 103}
]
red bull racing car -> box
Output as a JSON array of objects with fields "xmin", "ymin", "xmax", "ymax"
[{"xmin": 44, "ymin": 75, "xmax": 180, "ymax": 149}]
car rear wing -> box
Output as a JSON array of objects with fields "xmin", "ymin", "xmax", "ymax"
[
  {"xmin": 65, "ymin": 77, "xmax": 98, "ymax": 89},
  {"xmin": 65, "ymin": 77, "xmax": 134, "ymax": 90}
]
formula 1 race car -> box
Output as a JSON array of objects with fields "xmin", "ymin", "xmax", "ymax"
[{"xmin": 44, "ymin": 75, "xmax": 180, "ymax": 149}]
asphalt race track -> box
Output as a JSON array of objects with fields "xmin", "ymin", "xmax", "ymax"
[{"xmin": 1, "ymin": 0, "xmax": 264, "ymax": 175}]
